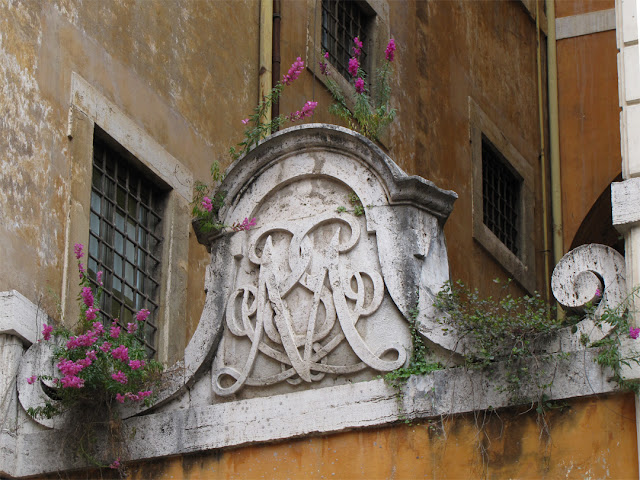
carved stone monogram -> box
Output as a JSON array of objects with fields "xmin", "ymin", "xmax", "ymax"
[
  {"xmin": 201, "ymin": 125, "xmax": 458, "ymax": 398},
  {"xmin": 213, "ymin": 212, "xmax": 407, "ymax": 396}
]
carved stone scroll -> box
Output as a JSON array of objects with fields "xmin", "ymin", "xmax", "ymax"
[{"xmin": 551, "ymin": 244, "xmax": 627, "ymax": 345}]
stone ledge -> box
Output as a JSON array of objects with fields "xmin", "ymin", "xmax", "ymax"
[
  {"xmin": 0, "ymin": 290, "xmax": 47, "ymax": 345},
  {"xmin": 6, "ymin": 349, "xmax": 618, "ymax": 478}
]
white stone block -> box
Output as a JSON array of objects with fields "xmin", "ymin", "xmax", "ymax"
[
  {"xmin": 0, "ymin": 290, "xmax": 45, "ymax": 345},
  {"xmin": 624, "ymin": 44, "xmax": 640, "ymax": 102},
  {"xmin": 623, "ymin": 0, "xmax": 639, "ymax": 44},
  {"xmin": 613, "ymin": 178, "xmax": 640, "ymax": 227},
  {"xmin": 626, "ymin": 103, "xmax": 640, "ymax": 176}
]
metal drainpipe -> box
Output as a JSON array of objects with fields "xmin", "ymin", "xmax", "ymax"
[
  {"xmin": 536, "ymin": 0, "xmax": 551, "ymax": 300},
  {"xmin": 272, "ymin": 0, "xmax": 281, "ymax": 127},
  {"xmin": 546, "ymin": 0, "xmax": 563, "ymax": 268},
  {"xmin": 259, "ymin": 0, "xmax": 273, "ymax": 131}
]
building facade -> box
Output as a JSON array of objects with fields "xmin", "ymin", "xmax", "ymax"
[{"xmin": 1, "ymin": 0, "xmax": 639, "ymax": 478}]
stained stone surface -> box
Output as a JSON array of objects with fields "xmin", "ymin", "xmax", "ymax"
[{"xmin": 204, "ymin": 124, "xmax": 458, "ymax": 398}]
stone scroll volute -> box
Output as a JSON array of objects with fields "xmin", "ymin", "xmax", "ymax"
[{"xmin": 195, "ymin": 125, "xmax": 458, "ymax": 399}]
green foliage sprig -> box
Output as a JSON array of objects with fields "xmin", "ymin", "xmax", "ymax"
[
  {"xmin": 434, "ymin": 279, "xmax": 562, "ymax": 402},
  {"xmin": 587, "ymin": 288, "xmax": 640, "ymax": 394},
  {"xmin": 384, "ymin": 305, "xmax": 443, "ymax": 396}
]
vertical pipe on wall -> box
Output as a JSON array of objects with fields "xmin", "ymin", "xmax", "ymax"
[
  {"xmin": 272, "ymin": 0, "xmax": 282, "ymax": 128},
  {"xmin": 536, "ymin": 0, "xmax": 551, "ymax": 300},
  {"xmin": 547, "ymin": 0, "xmax": 563, "ymax": 265},
  {"xmin": 259, "ymin": 0, "xmax": 274, "ymax": 131}
]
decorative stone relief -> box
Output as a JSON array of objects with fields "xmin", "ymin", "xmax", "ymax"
[
  {"xmin": 551, "ymin": 243, "xmax": 627, "ymax": 349},
  {"xmin": 197, "ymin": 124, "xmax": 458, "ymax": 398}
]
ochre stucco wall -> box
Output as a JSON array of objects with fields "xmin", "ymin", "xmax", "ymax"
[
  {"xmin": 555, "ymin": 0, "xmax": 622, "ymax": 250},
  {"xmin": 65, "ymin": 393, "xmax": 633, "ymax": 479}
]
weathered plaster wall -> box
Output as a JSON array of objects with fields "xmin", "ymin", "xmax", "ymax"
[
  {"xmin": 276, "ymin": 0, "xmax": 549, "ymax": 296},
  {"xmin": 52, "ymin": 394, "xmax": 636, "ymax": 479},
  {"xmin": 0, "ymin": 0, "xmax": 260, "ymax": 361},
  {"xmin": 412, "ymin": 1, "xmax": 547, "ymax": 295},
  {"xmin": 556, "ymin": 0, "xmax": 622, "ymax": 250}
]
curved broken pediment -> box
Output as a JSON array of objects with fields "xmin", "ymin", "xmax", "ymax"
[{"xmin": 198, "ymin": 124, "xmax": 458, "ymax": 398}]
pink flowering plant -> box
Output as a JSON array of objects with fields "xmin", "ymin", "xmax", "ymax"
[
  {"xmin": 229, "ymin": 55, "xmax": 317, "ymax": 160},
  {"xmin": 321, "ymin": 37, "xmax": 397, "ymax": 141},
  {"xmin": 26, "ymin": 243, "xmax": 162, "ymax": 420},
  {"xmin": 192, "ymin": 55, "xmax": 315, "ymax": 234}
]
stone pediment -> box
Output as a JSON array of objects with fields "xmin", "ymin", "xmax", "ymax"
[{"xmin": 199, "ymin": 124, "xmax": 458, "ymax": 399}]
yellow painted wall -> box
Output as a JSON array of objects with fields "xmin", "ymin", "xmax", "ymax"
[{"xmin": 51, "ymin": 393, "xmax": 634, "ymax": 479}]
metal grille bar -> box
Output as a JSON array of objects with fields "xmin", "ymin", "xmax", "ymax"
[
  {"xmin": 88, "ymin": 138, "xmax": 163, "ymax": 357},
  {"xmin": 482, "ymin": 138, "xmax": 521, "ymax": 256},
  {"xmin": 321, "ymin": 0, "xmax": 369, "ymax": 79}
]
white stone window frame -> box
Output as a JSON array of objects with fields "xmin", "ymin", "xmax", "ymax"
[
  {"xmin": 305, "ymin": 0, "xmax": 390, "ymax": 116},
  {"xmin": 469, "ymin": 98, "xmax": 536, "ymax": 293},
  {"xmin": 63, "ymin": 73, "xmax": 192, "ymax": 364}
]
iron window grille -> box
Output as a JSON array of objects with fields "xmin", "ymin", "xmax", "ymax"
[
  {"xmin": 481, "ymin": 136, "xmax": 522, "ymax": 256},
  {"xmin": 88, "ymin": 136, "xmax": 164, "ymax": 357},
  {"xmin": 321, "ymin": 0, "xmax": 371, "ymax": 79}
]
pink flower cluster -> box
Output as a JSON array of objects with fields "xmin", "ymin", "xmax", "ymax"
[
  {"xmin": 57, "ymin": 356, "xmax": 93, "ymax": 389},
  {"xmin": 85, "ymin": 306, "xmax": 99, "ymax": 322},
  {"xmin": 231, "ymin": 217, "xmax": 258, "ymax": 232},
  {"xmin": 115, "ymin": 390, "xmax": 152, "ymax": 404},
  {"xmin": 287, "ymin": 101, "xmax": 318, "ymax": 122},
  {"xmin": 319, "ymin": 51, "xmax": 330, "ymax": 76},
  {"xmin": 58, "ymin": 358, "xmax": 92, "ymax": 376},
  {"xmin": 111, "ymin": 345, "xmax": 129, "ymax": 362},
  {"xmin": 81, "ymin": 287, "xmax": 94, "ymax": 307},
  {"xmin": 27, "ymin": 375, "xmax": 37, "ymax": 385},
  {"xmin": 42, "ymin": 324, "xmax": 53, "ymax": 341},
  {"xmin": 348, "ymin": 57, "xmax": 359, "ymax": 77},
  {"xmin": 347, "ymin": 38, "xmax": 366, "ymax": 95},
  {"xmin": 75, "ymin": 243, "xmax": 85, "ymax": 279},
  {"xmin": 127, "ymin": 322, "xmax": 138, "ymax": 334},
  {"xmin": 61, "ymin": 376, "xmax": 85, "ymax": 389},
  {"xmin": 352, "ymin": 37, "xmax": 363, "ymax": 57},
  {"xmin": 111, "ymin": 371, "xmax": 128, "ymax": 384},
  {"xmin": 201, "ymin": 196, "xmax": 213, "ymax": 213},
  {"xmin": 136, "ymin": 309, "xmax": 151, "ymax": 322},
  {"xmin": 630, "ymin": 327, "xmax": 640, "ymax": 339},
  {"xmin": 110, "ymin": 324, "xmax": 121, "ymax": 339},
  {"xmin": 66, "ymin": 329, "xmax": 98, "ymax": 349},
  {"xmin": 129, "ymin": 359, "xmax": 145, "ymax": 370},
  {"xmin": 282, "ymin": 57, "xmax": 304, "ymax": 85},
  {"xmin": 385, "ymin": 38, "xmax": 396, "ymax": 62}
]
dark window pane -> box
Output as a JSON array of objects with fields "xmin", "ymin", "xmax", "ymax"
[
  {"xmin": 88, "ymin": 136, "xmax": 163, "ymax": 357},
  {"xmin": 321, "ymin": 0, "xmax": 371, "ymax": 79},
  {"xmin": 482, "ymin": 137, "xmax": 521, "ymax": 256}
]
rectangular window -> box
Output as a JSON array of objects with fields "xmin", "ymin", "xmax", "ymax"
[
  {"xmin": 470, "ymin": 98, "xmax": 535, "ymax": 293},
  {"xmin": 481, "ymin": 136, "xmax": 522, "ymax": 256},
  {"xmin": 88, "ymin": 135, "xmax": 164, "ymax": 357},
  {"xmin": 321, "ymin": 0, "xmax": 372, "ymax": 79}
]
